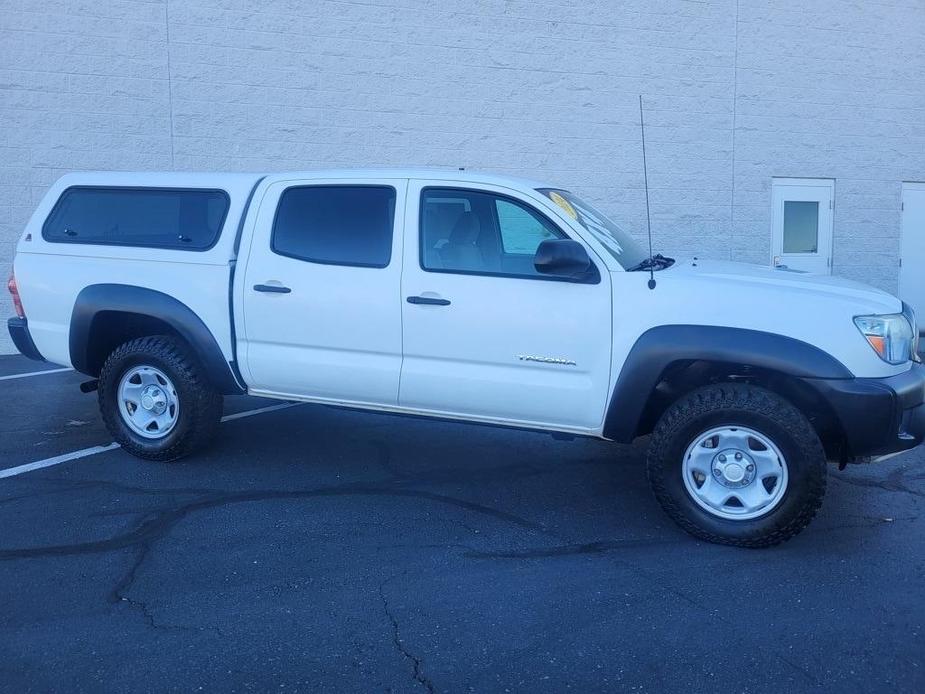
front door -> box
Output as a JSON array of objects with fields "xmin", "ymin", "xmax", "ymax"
[
  {"xmin": 900, "ymin": 182, "xmax": 925, "ymax": 318},
  {"xmin": 771, "ymin": 178, "xmax": 834, "ymax": 274},
  {"xmin": 399, "ymin": 181, "xmax": 612, "ymax": 432},
  {"xmin": 240, "ymin": 178, "xmax": 406, "ymax": 405}
]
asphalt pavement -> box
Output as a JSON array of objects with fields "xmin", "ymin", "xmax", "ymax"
[{"xmin": 0, "ymin": 354, "xmax": 922, "ymax": 693}]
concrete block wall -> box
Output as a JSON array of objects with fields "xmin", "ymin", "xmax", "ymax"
[
  {"xmin": 730, "ymin": 0, "xmax": 925, "ymax": 289},
  {"xmin": 1, "ymin": 0, "xmax": 923, "ymax": 353}
]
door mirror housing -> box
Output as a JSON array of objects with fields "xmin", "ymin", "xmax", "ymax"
[{"xmin": 534, "ymin": 239, "xmax": 596, "ymax": 281}]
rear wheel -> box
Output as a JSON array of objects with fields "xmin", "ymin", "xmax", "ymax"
[
  {"xmin": 98, "ymin": 335, "xmax": 222, "ymax": 461},
  {"xmin": 646, "ymin": 383, "xmax": 826, "ymax": 547}
]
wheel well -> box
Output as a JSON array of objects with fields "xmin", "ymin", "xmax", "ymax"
[
  {"xmin": 636, "ymin": 360, "xmax": 847, "ymax": 461},
  {"xmin": 82, "ymin": 311, "xmax": 183, "ymax": 377}
]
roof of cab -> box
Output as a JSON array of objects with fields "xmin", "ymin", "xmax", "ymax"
[
  {"xmin": 53, "ymin": 168, "xmax": 555, "ymax": 193},
  {"xmin": 260, "ymin": 168, "xmax": 554, "ymax": 191}
]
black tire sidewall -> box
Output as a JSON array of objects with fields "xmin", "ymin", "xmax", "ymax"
[
  {"xmin": 649, "ymin": 386, "xmax": 826, "ymax": 546},
  {"xmin": 99, "ymin": 338, "xmax": 213, "ymax": 458}
]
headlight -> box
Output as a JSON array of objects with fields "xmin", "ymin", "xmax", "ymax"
[{"xmin": 854, "ymin": 313, "xmax": 915, "ymax": 364}]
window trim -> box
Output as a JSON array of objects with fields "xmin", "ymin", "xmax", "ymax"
[
  {"xmin": 41, "ymin": 185, "xmax": 231, "ymax": 252},
  {"xmin": 418, "ymin": 186, "xmax": 600, "ymax": 284},
  {"xmin": 270, "ymin": 183, "xmax": 397, "ymax": 269}
]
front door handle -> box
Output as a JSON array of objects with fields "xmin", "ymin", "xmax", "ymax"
[
  {"xmin": 254, "ymin": 283, "xmax": 291, "ymax": 294},
  {"xmin": 406, "ymin": 295, "xmax": 450, "ymax": 306}
]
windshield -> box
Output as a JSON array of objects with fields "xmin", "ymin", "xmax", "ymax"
[{"xmin": 538, "ymin": 188, "xmax": 649, "ymax": 270}]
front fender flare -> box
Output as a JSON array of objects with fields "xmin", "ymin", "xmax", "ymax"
[{"xmin": 602, "ymin": 325, "xmax": 852, "ymax": 442}]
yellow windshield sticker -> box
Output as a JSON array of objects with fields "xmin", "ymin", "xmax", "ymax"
[{"xmin": 548, "ymin": 191, "xmax": 578, "ymax": 220}]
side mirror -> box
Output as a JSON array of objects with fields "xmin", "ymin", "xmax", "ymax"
[{"xmin": 534, "ymin": 239, "xmax": 593, "ymax": 279}]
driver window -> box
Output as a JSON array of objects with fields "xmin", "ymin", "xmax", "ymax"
[
  {"xmin": 495, "ymin": 199, "xmax": 560, "ymax": 255},
  {"xmin": 420, "ymin": 187, "xmax": 565, "ymax": 279}
]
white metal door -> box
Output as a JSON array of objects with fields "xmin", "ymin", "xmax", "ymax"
[
  {"xmin": 399, "ymin": 180, "xmax": 613, "ymax": 432},
  {"xmin": 771, "ymin": 178, "xmax": 834, "ymax": 274},
  {"xmin": 900, "ymin": 182, "xmax": 925, "ymax": 319},
  {"xmin": 239, "ymin": 178, "xmax": 406, "ymax": 405}
]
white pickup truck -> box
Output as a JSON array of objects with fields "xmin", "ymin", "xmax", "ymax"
[{"xmin": 7, "ymin": 169, "xmax": 924, "ymax": 547}]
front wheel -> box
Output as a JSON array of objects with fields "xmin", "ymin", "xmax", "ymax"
[
  {"xmin": 646, "ymin": 383, "xmax": 826, "ymax": 547},
  {"xmin": 98, "ymin": 335, "xmax": 223, "ymax": 462}
]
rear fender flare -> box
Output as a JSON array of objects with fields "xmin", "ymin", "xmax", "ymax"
[{"xmin": 69, "ymin": 284, "xmax": 244, "ymax": 394}]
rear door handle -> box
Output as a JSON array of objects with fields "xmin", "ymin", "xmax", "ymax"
[
  {"xmin": 406, "ymin": 295, "xmax": 451, "ymax": 306},
  {"xmin": 253, "ymin": 284, "xmax": 291, "ymax": 294}
]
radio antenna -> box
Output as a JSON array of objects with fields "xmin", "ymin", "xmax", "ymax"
[{"xmin": 639, "ymin": 95, "xmax": 656, "ymax": 290}]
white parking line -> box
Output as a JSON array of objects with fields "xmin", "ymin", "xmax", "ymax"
[
  {"xmin": 0, "ymin": 402, "xmax": 302, "ymax": 480},
  {"xmin": 0, "ymin": 367, "xmax": 72, "ymax": 381},
  {"xmin": 0, "ymin": 443, "xmax": 121, "ymax": 479}
]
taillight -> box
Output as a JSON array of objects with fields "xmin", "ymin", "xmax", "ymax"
[{"xmin": 8, "ymin": 273, "xmax": 25, "ymax": 319}]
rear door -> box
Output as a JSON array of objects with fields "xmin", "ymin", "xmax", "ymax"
[
  {"xmin": 399, "ymin": 180, "xmax": 613, "ymax": 432},
  {"xmin": 239, "ymin": 178, "xmax": 406, "ymax": 405}
]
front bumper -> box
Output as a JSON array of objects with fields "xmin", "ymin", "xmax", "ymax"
[
  {"xmin": 7, "ymin": 317, "xmax": 45, "ymax": 362},
  {"xmin": 804, "ymin": 363, "xmax": 925, "ymax": 461}
]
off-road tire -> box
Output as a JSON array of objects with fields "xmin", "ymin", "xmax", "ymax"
[
  {"xmin": 98, "ymin": 335, "xmax": 223, "ymax": 462},
  {"xmin": 647, "ymin": 383, "xmax": 826, "ymax": 548}
]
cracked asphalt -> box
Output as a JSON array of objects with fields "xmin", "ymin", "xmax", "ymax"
[{"xmin": 0, "ymin": 354, "xmax": 923, "ymax": 693}]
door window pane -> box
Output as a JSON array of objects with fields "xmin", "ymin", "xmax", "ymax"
[
  {"xmin": 782, "ymin": 200, "xmax": 819, "ymax": 254},
  {"xmin": 420, "ymin": 188, "xmax": 565, "ymax": 278},
  {"xmin": 43, "ymin": 187, "xmax": 229, "ymax": 250},
  {"xmin": 495, "ymin": 199, "xmax": 559, "ymax": 254},
  {"xmin": 272, "ymin": 185, "xmax": 395, "ymax": 267}
]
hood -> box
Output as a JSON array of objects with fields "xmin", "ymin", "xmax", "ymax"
[{"xmin": 664, "ymin": 258, "xmax": 901, "ymax": 316}]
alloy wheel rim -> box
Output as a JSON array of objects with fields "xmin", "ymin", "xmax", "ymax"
[
  {"xmin": 117, "ymin": 365, "xmax": 179, "ymax": 439},
  {"xmin": 682, "ymin": 425, "xmax": 788, "ymax": 520}
]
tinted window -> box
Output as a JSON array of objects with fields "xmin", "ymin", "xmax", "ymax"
[
  {"xmin": 43, "ymin": 187, "xmax": 229, "ymax": 250},
  {"xmin": 421, "ymin": 188, "xmax": 565, "ymax": 278},
  {"xmin": 272, "ymin": 186, "xmax": 395, "ymax": 268}
]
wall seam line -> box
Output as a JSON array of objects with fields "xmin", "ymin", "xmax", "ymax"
[
  {"xmin": 165, "ymin": 0, "xmax": 176, "ymax": 168},
  {"xmin": 730, "ymin": 0, "xmax": 740, "ymax": 261}
]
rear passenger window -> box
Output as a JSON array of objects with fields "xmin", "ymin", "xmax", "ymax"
[
  {"xmin": 43, "ymin": 187, "xmax": 229, "ymax": 250},
  {"xmin": 272, "ymin": 186, "xmax": 396, "ymax": 268}
]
